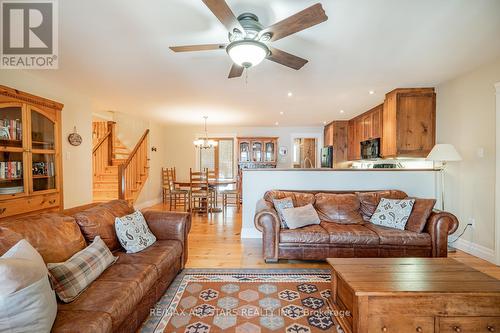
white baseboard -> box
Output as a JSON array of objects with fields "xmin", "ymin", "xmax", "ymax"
[
  {"xmin": 241, "ymin": 227, "xmax": 262, "ymax": 239},
  {"xmin": 452, "ymin": 238, "xmax": 497, "ymax": 264},
  {"xmin": 134, "ymin": 197, "xmax": 162, "ymax": 210}
]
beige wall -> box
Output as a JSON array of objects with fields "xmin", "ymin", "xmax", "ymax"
[
  {"xmin": 164, "ymin": 125, "xmax": 323, "ymax": 181},
  {"xmin": 1, "ymin": 73, "xmax": 167, "ymax": 209},
  {"xmin": 436, "ymin": 57, "xmax": 500, "ymax": 252},
  {"xmin": 2, "ymin": 71, "xmax": 94, "ymax": 209}
]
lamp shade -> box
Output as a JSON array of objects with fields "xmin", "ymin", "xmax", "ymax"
[{"xmin": 426, "ymin": 144, "xmax": 462, "ymax": 162}]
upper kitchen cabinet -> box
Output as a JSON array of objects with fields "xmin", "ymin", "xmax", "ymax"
[
  {"xmin": 346, "ymin": 105, "xmax": 382, "ymax": 161},
  {"xmin": 324, "ymin": 121, "xmax": 348, "ymax": 167},
  {"xmin": 382, "ymin": 88, "xmax": 436, "ymax": 158}
]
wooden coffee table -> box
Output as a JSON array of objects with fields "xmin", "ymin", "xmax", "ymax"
[{"xmin": 327, "ymin": 258, "xmax": 500, "ymax": 333}]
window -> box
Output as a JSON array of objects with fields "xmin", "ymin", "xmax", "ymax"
[{"xmin": 199, "ymin": 138, "xmax": 234, "ymax": 179}]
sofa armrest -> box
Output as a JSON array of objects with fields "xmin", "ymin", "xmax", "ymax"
[
  {"xmin": 254, "ymin": 199, "xmax": 281, "ymax": 263},
  {"xmin": 425, "ymin": 210, "xmax": 459, "ymax": 257},
  {"xmin": 142, "ymin": 210, "xmax": 191, "ymax": 268}
]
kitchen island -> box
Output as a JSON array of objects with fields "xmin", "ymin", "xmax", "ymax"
[{"xmin": 241, "ymin": 168, "xmax": 440, "ymax": 238}]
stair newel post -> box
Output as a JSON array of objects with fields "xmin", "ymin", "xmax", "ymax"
[
  {"xmin": 118, "ymin": 163, "xmax": 125, "ymax": 200},
  {"xmin": 107, "ymin": 121, "xmax": 116, "ymax": 166}
]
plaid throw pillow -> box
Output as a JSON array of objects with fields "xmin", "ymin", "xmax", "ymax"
[{"xmin": 47, "ymin": 236, "xmax": 117, "ymax": 303}]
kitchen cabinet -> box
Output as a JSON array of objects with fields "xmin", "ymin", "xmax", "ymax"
[
  {"xmin": 382, "ymin": 88, "xmax": 436, "ymax": 158},
  {"xmin": 323, "ymin": 121, "xmax": 348, "ymax": 167},
  {"xmin": 0, "ymin": 85, "xmax": 63, "ymax": 219},
  {"xmin": 345, "ymin": 104, "xmax": 383, "ymax": 161}
]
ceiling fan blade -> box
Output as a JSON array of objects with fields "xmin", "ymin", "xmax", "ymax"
[
  {"xmin": 169, "ymin": 44, "xmax": 227, "ymax": 52},
  {"xmin": 202, "ymin": 0, "xmax": 245, "ymax": 34},
  {"xmin": 228, "ymin": 64, "xmax": 244, "ymax": 78},
  {"xmin": 267, "ymin": 47, "xmax": 308, "ymax": 70},
  {"xmin": 260, "ymin": 3, "xmax": 328, "ymax": 42}
]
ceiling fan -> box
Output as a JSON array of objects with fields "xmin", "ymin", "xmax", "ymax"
[{"xmin": 169, "ymin": 0, "xmax": 328, "ymax": 79}]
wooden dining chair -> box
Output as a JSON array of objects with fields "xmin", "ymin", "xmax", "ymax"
[
  {"xmin": 221, "ymin": 173, "xmax": 241, "ymax": 212},
  {"xmin": 206, "ymin": 168, "xmax": 218, "ymax": 207},
  {"xmin": 189, "ymin": 168, "xmax": 213, "ymax": 214},
  {"xmin": 162, "ymin": 167, "xmax": 189, "ymax": 211}
]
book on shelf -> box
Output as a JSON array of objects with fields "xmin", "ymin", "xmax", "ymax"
[
  {"xmin": 0, "ymin": 161, "xmax": 23, "ymax": 180},
  {"xmin": 32, "ymin": 161, "xmax": 55, "ymax": 177},
  {"xmin": 0, "ymin": 119, "xmax": 22, "ymax": 141}
]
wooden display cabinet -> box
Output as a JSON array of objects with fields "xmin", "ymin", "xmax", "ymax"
[
  {"xmin": 0, "ymin": 85, "xmax": 63, "ymax": 219},
  {"xmin": 237, "ymin": 137, "xmax": 278, "ymax": 166}
]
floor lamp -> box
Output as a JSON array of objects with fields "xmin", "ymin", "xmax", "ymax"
[
  {"xmin": 426, "ymin": 144, "xmax": 462, "ymax": 210},
  {"xmin": 427, "ymin": 144, "xmax": 462, "ymax": 251}
]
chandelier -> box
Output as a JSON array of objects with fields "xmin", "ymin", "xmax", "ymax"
[{"xmin": 194, "ymin": 116, "xmax": 218, "ymax": 149}]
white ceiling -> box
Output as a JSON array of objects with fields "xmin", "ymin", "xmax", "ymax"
[{"xmin": 28, "ymin": 0, "xmax": 500, "ymax": 126}]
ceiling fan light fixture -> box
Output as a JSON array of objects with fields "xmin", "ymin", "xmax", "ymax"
[{"xmin": 226, "ymin": 40, "xmax": 269, "ymax": 68}]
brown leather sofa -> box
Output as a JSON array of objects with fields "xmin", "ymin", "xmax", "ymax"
[
  {"xmin": 255, "ymin": 190, "xmax": 459, "ymax": 263},
  {"xmin": 0, "ymin": 200, "xmax": 191, "ymax": 333}
]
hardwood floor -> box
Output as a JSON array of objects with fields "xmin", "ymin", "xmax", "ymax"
[{"xmin": 149, "ymin": 203, "xmax": 500, "ymax": 278}]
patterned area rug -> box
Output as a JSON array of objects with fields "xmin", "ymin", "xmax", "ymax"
[{"xmin": 140, "ymin": 268, "xmax": 343, "ymax": 333}]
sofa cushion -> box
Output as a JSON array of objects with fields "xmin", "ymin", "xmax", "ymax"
[
  {"xmin": 370, "ymin": 198, "xmax": 415, "ymax": 230},
  {"xmin": 73, "ymin": 208, "xmax": 121, "ymax": 251},
  {"xmin": 52, "ymin": 310, "xmax": 112, "ymax": 333},
  {"xmin": 281, "ymin": 204, "xmax": 321, "ymax": 230},
  {"xmin": 406, "ymin": 198, "xmax": 436, "ymax": 233},
  {"xmin": 0, "ymin": 214, "xmax": 86, "ymax": 263},
  {"xmin": 48, "ymin": 236, "xmax": 118, "ymax": 303},
  {"xmin": 320, "ymin": 221, "xmax": 380, "ymax": 245},
  {"xmin": 314, "ymin": 193, "xmax": 364, "ymax": 224},
  {"xmin": 356, "ymin": 190, "xmax": 408, "ymax": 221},
  {"xmin": 115, "ymin": 211, "xmax": 157, "ymax": 253},
  {"xmin": 0, "ymin": 227, "xmax": 23, "ymax": 256},
  {"xmin": 116, "ymin": 240, "xmax": 182, "ymax": 283},
  {"xmin": 365, "ymin": 223, "xmax": 431, "ymax": 246},
  {"xmin": 264, "ymin": 190, "xmax": 316, "ymax": 207},
  {"xmin": 280, "ymin": 225, "xmax": 330, "ymax": 244},
  {"xmin": 58, "ymin": 280, "xmax": 143, "ymax": 330},
  {"xmin": 97, "ymin": 263, "xmax": 158, "ymax": 296}
]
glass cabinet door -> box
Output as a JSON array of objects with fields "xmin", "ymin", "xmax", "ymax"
[
  {"xmin": 0, "ymin": 151, "xmax": 25, "ymax": 196},
  {"xmin": 0, "ymin": 104, "xmax": 23, "ymax": 148},
  {"xmin": 30, "ymin": 108, "xmax": 57, "ymax": 193},
  {"xmin": 264, "ymin": 141, "xmax": 275, "ymax": 162},
  {"xmin": 239, "ymin": 141, "xmax": 250, "ymax": 162},
  {"xmin": 252, "ymin": 141, "xmax": 263, "ymax": 162}
]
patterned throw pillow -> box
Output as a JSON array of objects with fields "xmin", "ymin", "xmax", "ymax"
[
  {"xmin": 115, "ymin": 211, "xmax": 156, "ymax": 253},
  {"xmin": 47, "ymin": 236, "xmax": 117, "ymax": 303},
  {"xmin": 370, "ymin": 198, "xmax": 415, "ymax": 230},
  {"xmin": 272, "ymin": 197, "xmax": 294, "ymax": 229}
]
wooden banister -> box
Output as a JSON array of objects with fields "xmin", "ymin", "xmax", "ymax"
[{"xmin": 118, "ymin": 129, "xmax": 150, "ymax": 202}]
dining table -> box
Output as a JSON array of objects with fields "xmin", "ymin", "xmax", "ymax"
[{"xmin": 173, "ymin": 179, "xmax": 237, "ymax": 213}]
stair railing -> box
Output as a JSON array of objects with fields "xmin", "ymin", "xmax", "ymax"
[
  {"xmin": 118, "ymin": 129, "xmax": 150, "ymax": 202},
  {"xmin": 92, "ymin": 122, "xmax": 116, "ymax": 175}
]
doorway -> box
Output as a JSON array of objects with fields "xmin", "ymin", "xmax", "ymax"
[{"xmin": 293, "ymin": 138, "xmax": 317, "ymax": 168}]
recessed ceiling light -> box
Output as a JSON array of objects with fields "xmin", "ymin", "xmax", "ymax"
[
  {"xmin": 340, "ymin": 110, "xmax": 345, "ymax": 114},
  {"xmin": 287, "ymin": 92, "xmax": 293, "ymax": 97},
  {"xmin": 369, "ymin": 90, "xmax": 375, "ymax": 95},
  {"xmin": 280, "ymin": 111, "xmax": 284, "ymax": 115},
  {"xmin": 275, "ymin": 122, "xmax": 279, "ymax": 126}
]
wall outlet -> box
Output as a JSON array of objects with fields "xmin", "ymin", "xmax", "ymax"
[{"xmin": 468, "ymin": 217, "xmax": 476, "ymax": 229}]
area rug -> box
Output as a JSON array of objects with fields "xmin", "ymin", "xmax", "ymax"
[{"xmin": 140, "ymin": 268, "xmax": 343, "ymax": 333}]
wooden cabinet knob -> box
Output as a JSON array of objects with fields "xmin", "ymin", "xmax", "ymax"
[
  {"xmin": 453, "ymin": 327, "xmax": 461, "ymax": 332},
  {"xmin": 0, "ymin": 208, "xmax": 5, "ymax": 215},
  {"xmin": 416, "ymin": 327, "xmax": 423, "ymax": 332},
  {"xmin": 487, "ymin": 326, "xmax": 495, "ymax": 332},
  {"xmin": 381, "ymin": 327, "xmax": 387, "ymax": 332}
]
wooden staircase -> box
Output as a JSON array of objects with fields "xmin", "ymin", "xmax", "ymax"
[{"xmin": 92, "ymin": 121, "xmax": 149, "ymax": 204}]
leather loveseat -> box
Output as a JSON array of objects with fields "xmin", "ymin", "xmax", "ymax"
[
  {"xmin": 0, "ymin": 200, "xmax": 191, "ymax": 333},
  {"xmin": 254, "ymin": 190, "xmax": 458, "ymax": 263}
]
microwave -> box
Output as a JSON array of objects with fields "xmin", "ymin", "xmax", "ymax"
[{"xmin": 360, "ymin": 138, "xmax": 380, "ymax": 160}]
